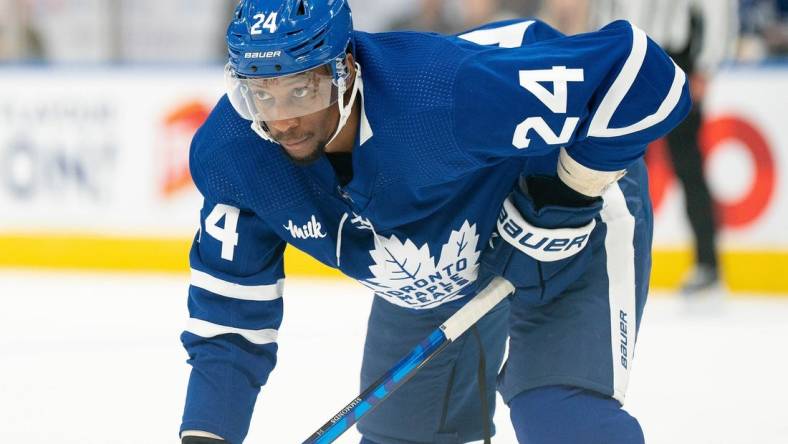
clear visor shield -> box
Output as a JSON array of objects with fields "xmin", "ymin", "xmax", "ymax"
[{"xmin": 225, "ymin": 63, "xmax": 340, "ymax": 122}]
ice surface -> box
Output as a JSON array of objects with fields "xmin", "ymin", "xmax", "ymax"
[{"xmin": 1, "ymin": 271, "xmax": 787, "ymax": 443}]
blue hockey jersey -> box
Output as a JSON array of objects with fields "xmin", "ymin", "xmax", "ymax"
[{"xmin": 181, "ymin": 19, "xmax": 690, "ymax": 443}]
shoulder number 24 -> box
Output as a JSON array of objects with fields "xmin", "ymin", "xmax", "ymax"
[{"xmin": 459, "ymin": 22, "xmax": 584, "ymax": 149}]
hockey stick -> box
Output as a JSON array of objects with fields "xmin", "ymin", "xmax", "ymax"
[{"xmin": 302, "ymin": 276, "xmax": 514, "ymax": 444}]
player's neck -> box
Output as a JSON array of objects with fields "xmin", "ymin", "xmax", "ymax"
[{"xmin": 325, "ymin": 96, "xmax": 360, "ymax": 155}]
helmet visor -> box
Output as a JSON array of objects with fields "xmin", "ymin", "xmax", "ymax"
[{"xmin": 225, "ymin": 63, "xmax": 339, "ymax": 122}]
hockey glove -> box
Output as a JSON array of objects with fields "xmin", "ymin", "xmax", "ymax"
[{"xmin": 481, "ymin": 175, "xmax": 601, "ymax": 306}]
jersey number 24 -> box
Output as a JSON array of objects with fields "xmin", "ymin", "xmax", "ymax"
[{"xmin": 459, "ymin": 21, "xmax": 584, "ymax": 149}]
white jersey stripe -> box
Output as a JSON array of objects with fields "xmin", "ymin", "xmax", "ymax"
[
  {"xmin": 588, "ymin": 24, "xmax": 687, "ymax": 139},
  {"xmin": 601, "ymin": 182, "xmax": 638, "ymax": 403},
  {"xmin": 190, "ymin": 268, "xmax": 284, "ymax": 301},
  {"xmin": 588, "ymin": 24, "xmax": 648, "ymax": 138},
  {"xmin": 186, "ymin": 318, "xmax": 278, "ymax": 345}
]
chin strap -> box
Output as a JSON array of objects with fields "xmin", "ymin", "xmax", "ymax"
[
  {"xmin": 326, "ymin": 62, "xmax": 362, "ymax": 147},
  {"xmin": 250, "ymin": 121, "xmax": 275, "ymax": 143}
]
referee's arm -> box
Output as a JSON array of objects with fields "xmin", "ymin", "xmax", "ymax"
[{"xmin": 693, "ymin": 0, "xmax": 739, "ymax": 74}]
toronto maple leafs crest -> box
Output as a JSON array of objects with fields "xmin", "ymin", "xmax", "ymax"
[{"xmin": 361, "ymin": 221, "xmax": 481, "ymax": 309}]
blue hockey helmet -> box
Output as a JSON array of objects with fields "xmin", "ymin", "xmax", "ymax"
[{"xmin": 225, "ymin": 0, "xmax": 360, "ymax": 143}]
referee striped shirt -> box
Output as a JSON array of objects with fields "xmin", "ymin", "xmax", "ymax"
[{"xmin": 588, "ymin": 0, "xmax": 739, "ymax": 72}]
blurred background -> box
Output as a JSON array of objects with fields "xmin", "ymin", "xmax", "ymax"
[{"xmin": 1, "ymin": 1, "xmax": 787, "ymax": 443}]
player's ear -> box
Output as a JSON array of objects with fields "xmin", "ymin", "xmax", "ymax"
[{"xmin": 345, "ymin": 52, "xmax": 357, "ymax": 85}]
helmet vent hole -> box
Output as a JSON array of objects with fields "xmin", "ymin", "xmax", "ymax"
[{"xmin": 296, "ymin": 0, "xmax": 307, "ymax": 16}]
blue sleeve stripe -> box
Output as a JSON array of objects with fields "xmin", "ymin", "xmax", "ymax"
[
  {"xmin": 587, "ymin": 24, "xmax": 687, "ymax": 138},
  {"xmin": 185, "ymin": 317, "xmax": 278, "ymax": 345},
  {"xmin": 190, "ymin": 268, "xmax": 284, "ymax": 301}
]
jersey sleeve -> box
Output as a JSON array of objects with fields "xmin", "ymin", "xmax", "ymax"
[
  {"xmin": 452, "ymin": 19, "xmax": 691, "ymax": 194},
  {"xmin": 180, "ymin": 145, "xmax": 287, "ymax": 443}
]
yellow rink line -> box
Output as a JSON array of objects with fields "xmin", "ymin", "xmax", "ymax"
[
  {"xmin": 0, "ymin": 234, "xmax": 785, "ymax": 294},
  {"xmin": 650, "ymin": 249, "xmax": 788, "ymax": 294},
  {"xmin": 0, "ymin": 234, "xmax": 343, "ymax": 278}
]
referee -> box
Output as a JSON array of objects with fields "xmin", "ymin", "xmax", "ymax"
[{"xmin": 589, "ymin": 0, "xmax": 739, "ymax": 294}]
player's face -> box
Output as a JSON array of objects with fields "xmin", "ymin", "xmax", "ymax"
[
  {"xmin": 265, "ymin": 100, "xmax": 340, "ymax": 166},
  {"xmin": 262, "ymin": 56, "xmax": 355, "ymax": 166}
]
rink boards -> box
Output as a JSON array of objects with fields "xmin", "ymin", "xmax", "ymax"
[{"xmin": 0, "ymin": 64, "xmax": 786, "ymax": 293}]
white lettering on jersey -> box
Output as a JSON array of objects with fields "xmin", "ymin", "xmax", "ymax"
[
  {"xmin": 284, "ymin": 216, "xmax": 327, "ymax": 240},
  {"xmin": 362, "ymin": 221, "xmax": 481, "ymax": 310},
  {"xmin": 205, "ymin": 204, "xmax": 240, "ymax": 261},
  {"xmin": 519, "ymin": 67, "xmax": 584, "ymax": 114},
  {"xmin": 513, "ymin": 66, "xmax": 584, "ymax": 149},
  {"xmin": 458, "ymin": 22, "xmax": 585, "ymax": 149}
]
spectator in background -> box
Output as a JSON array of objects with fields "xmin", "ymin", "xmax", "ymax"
[
  {"xmin": 388, "ymin": 0, "xmax": 454, "ymax": 33},
  {"xmin": 0, "ymin": 0, "xmax": 22, "ymax": 59},
  {"xmin": 0, "ymin": 0, "xmax": 40, "ymax": 60},
  {"xmin": 2, "ymin": 0, "xmax": 235, "ymax": 63},
  {"xmin": 118, "ymin": 0, "xmax": 232, "ymax": 63},
  {"xmin": 501, "ymin": 0, "xmax": 541, "ymax": 17},
  {"xmin": 26, "ymin": 0, "xmax": 116, "ymax": 62},
  {"xmin": 740, "ymin": 0, "xmax": 788, "ymax": 59},
  {"xmin": 387, "ymin": 0, "xmax": 521, "ymax": 34},
  {"xmin": 2, "ymin": 0, "xmax": 543, "ymax": 57},
  {"xmin": 538, "ymin": 0, "xmax": 589, "ymax": 35},
  {"xmin": 349, "ymin": 0, "xmax": 419, "ymax": 32},
  {"xmin": 589, "ymin": 0, "xmax": 739, "ymax": 296}
]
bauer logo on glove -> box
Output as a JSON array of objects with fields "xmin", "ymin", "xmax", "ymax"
[{"xmin": 497, "ymin": 196, "xmax": 596, "ymax": 262}]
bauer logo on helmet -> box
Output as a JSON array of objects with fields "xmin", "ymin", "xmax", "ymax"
[{"xmin": 244, "ymin": 51, "xmax": 283, "ymax": 59}]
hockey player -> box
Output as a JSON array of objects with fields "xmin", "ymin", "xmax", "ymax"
[{"xmin": 180, "ymin": 1, "xmax": 691, "ymax": 443}]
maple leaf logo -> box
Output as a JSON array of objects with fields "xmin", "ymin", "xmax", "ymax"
[{"xmin": 362, "ymin": 221, "xmax": 480, "ymax": 309}]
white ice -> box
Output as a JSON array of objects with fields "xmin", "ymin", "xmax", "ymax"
[{"xmin": 1, "ymin": 271, "xmax": 787, "ymax": 444}]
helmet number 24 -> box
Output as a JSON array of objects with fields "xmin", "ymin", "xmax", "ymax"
[{"xmin": 251, "ymin": 12, "xmax": 278, "ymax": 35}]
